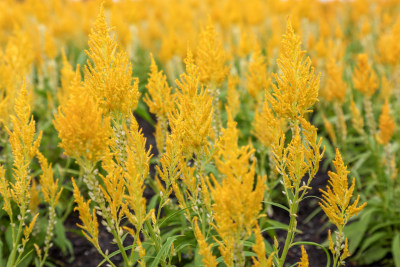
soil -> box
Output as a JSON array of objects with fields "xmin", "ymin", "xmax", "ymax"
[{"xmin": 48, "ymin": 115, "xmax": 383, "ymax": 267}]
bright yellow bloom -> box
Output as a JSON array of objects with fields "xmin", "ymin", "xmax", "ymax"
[
  {"xmin": 194, "ymin": 217, "xmax": 217, "ymax": 267},
  {"xmin": 36, "ymin": 152, "xmax": 63, "ymax": 205},
  {"xmin": 378, "ymin": 17, "xmax": 400, "ymax": 65},
  {"xmin": 196, "ymin": 22, "xmax": 229, "ymax": 86},
  {"xmin": 252, "ymin": 225, "xmax": 274, "ymax": 267},
  {"xmin": 58, "ymin": 49, "xmax": 80, "ymax": 104},
  {"xmin": 53, "ymin": 89, "xmax": 111, "ymax": 165},
  {"xmin": 319, "ymin": 149, "xmax": 366, "ymax": 229},
  {"xmin": 172, "ymin": 48, "xmax": 213, "ymax": 157},
  {"xmin": 377, "ymin": 100, "xmax": 395, "ymax": 145},
  {"xmin": 72, "ymin": 178, "xmax": 99, "ymax": 248},
  {"xmin": 123, "ymin": 115, "xmax": 152, "ymax": 230},
  {"xmin": 6, "ymin": 83, "xmax": 42, "ymax": 209},
  {"xmin": 324, "ymin": 58, "xmax": 347, "ymax": 103},
  {"xmin": 246, "ymin": 48, "xmax": 269, "ymax": 98},
  {"xmin": 144, "ymin": 53, "xmax": 175, "ymax": 118},
  {"xmin": 252, "ymin": 102, "xmax": 282, "ymax": 148},
  {"xmin": 350, "ymin": 99, "xmax": 364, "ymax": 135},
  {"xmin": 352, "ymin": 54, "xmax": 378, "ymax": 98},
  {"xmin": 268, "ymin": 19, "xmax": 320, "ymax": 120},
  {"xmin": 209, "ymin": 113, "xmax": 266, "ymax": 266},
  {"xmin": 298, "ymin": 246, "xmax": 309, "ymax": 267},
  {"xmin": 85, "ymin": 5, "xmax": 139, "ymax": 117},
  {"xmin": 0, "ymin": 30, "xmax": 34, "ymax": 127},
  {"xmin": 226, "ymin": 74, "xmax": 240, "ymax": 118},
  {"xmin": 273, "ymin": 119, "xmax": 323, "ymax": 190},
  {"xmin": 379, "ymin": 76, "xmax": 393, "ymax": 101},
  {"xmin": 322, "ymin": 115, "xmax": 337, "ymax": 145}
]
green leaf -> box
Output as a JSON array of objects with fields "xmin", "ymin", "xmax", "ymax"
[
  {"xmin": 360, "ymin": 246, "xmax": 389, "ymax": 265},
  {"xmin": 358, "ymin": 232, "xmax": 387, "ymax": 254},
  {"xmin": 150, "ymin": 236, "xmax": 180, "ymax": 267},
  {"xmin": 135, "ymin": 102, "xmax": 155, "ymax": 126},
  {"xmin": 393, "ymin": 233, "xmax": 400, "ymax": 267},
  {"xmin": 263, "ymin": 201, "xmax": 290, "ymax": 213},
  {"xmin": 54, "ymin": 218, "xmax": 73, "ymax": 255},
  {"xmin": 97, "ymin": 245, "xmax": 133, "ymax": 266}
]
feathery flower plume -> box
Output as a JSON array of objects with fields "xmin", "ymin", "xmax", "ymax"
[
  {"xmin": 352, "ymin": 54, "xmax": 378, "ymax": 98},
  {"xmin": 268, "ymin": 19, "xmax": 320, "ymax": 120},
  {"xmin": 84, "ymin": 4, "xmax": 139, "ymax": 118},
  {"xmin": 377, "ymin": 100, "xmax": 395, "ymax": 145}
]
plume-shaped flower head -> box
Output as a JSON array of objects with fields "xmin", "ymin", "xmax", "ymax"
[
  {"xmin": 319, "ymin": 149, "xmax": 366, "ymax": 229},
  {"xmin": 84, "ymin": 5, "xmax": 139, "ymax": 118},
  {"xmin": 268, "ymin": 19, "xmax": 320, "ymax": 120}
]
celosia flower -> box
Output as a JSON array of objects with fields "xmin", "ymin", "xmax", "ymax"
[
  {"xmin": 273, "ymin": 120, "xmax": 323, "ymax": 190},
  {"xmin": 324, "ymin": 58, "xmax": 347, "ymax": 103},
  {"xmin": 352, "ymin": 54, "xmax": 378, "ymax": 98},
  {"xmin": 58, "ymin": 49, "xmax": 80, "ymax": 104},
  {"xmin": 252, "ymin": 102, "xmax": 282, "ymax": 148},
  {"xmin": 144, "ymin": 53, "xmax": 175, "ymax": 118},
  {"xmin": 196, "ymin": 22, "xmax": 229, "ymax": 86},
  {"xmin": 252, "ymin": 225, "xmax": 274, "ymax": 267},
  {"xmin": 53, "ymin": 89, "xmax": 111, "ymax": 165},
  {"xmin": 194, "ymin": 217, "xmax": 217, "ymax": 267},
  {"xmin": 84, "ymin": 5, "xmax": 139, "ymax": 118},
  {"xmin": 72, "ymin": 178, "xmax": 99, "ymax": 248},
  {"xmin": 377, "ymin": 100, "xmax": 395, "ymax": 145},
  {"xmin": 319, "ymin": 149, "xmax": 366, "ymax": 229},
  {"xmin": 298, "ymin": 246, "xmax": 309, "ymax": 267},
  {"xmin": 268, "ymin": 19, "xmax": 320, "ymax": 120},
  {"xmin": 226, "ymin": 74, "xmax": 240, "ymax": 118},
  {"xmin": 350, "ymin": 99, "xmax": 364, "ymax": 135},
  {"xmin": 246, "ymin": 48, "xmax": 269, "ymax": 98},
  {"xmin": 209, "ymin": 113, "xmax": 266, "ymax": 265},
  {"xmin": 172, "ymin": 48, "xmax": 213, "ymax": 157}
]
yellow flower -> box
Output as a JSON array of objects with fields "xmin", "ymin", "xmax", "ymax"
[
  {"xmin": 193, "ymin": 217, "xmax": 217, "ymax": 267},
  {"xmin": 196, "ymin": 22, "xmax": 229, "ymax": 86},
  {"xmin": 6, "ymin": 83, "xmax": 42, "ymax": 209},
  {"xmin": 252, "ymin": 102, "xmax": 282, "ymax": 148},
  {"xmin": 377, "ymin": 100, "xmax": 395, "ymax": 145},
  {"xmin": 324, "ymin": 58, "xmax": 347, "ymax": 103},
  {"xmin": 322, "ymin": 115, "xmax": 337, "ymax": 146},
  {"xmin": 246, "ymin": 48, "xmax": 269, "ymax": 98},
  {"xmin": 268, "ymin": 19, "xmax": 320, "ymax": 120},
  {"xmin": 319, "ymin": 149, "xmax": 366, "ymax": 229},
  {"xmin": 58, "ymin": 49, "xmax": 81, "ymax": 104},
  {"xmin": 350, "ymin": 99, "xmax": 364, "ymax": 135},
  {"xmin": 36, "ymin": 151, "xmax": 63, "ymax": 205},
  {"xmin": 53, "ymin": 89, "xmax": 111, "ymax": 165},
  {"xmin": 252, "ymin": 225, "xmax": 274, "ymax": 267},
  {"xmin": 352, "ymin": 54, "xmax": 378, "ymax": 98},
  {"xmin": 209, "ymin": 113, "xmax": 266, "ymax": 265},
  {"xmin": 298, "ymin": 246, "xmax": 309, "ymax": 267},
  {"xmin": 226, "ymin": 74, "xmax": 240, "ymax": 118},
  {"xmin": 84, "ymin": 5, "xmax": 139, "ymax": 117},
  {"xmin": 72, "ymin": 178, "xmax": 99, "ymax": 248},
  {"xmin": 144, "ymin": 53, "xmax": 175, "ymax": 118},
  {"xmin": 273, "ymin": 120, "xmax": 323, "ymax": 190},
  {"xmin": 172, "ymin": 48, "xmax": 213, "ymax": 157}
]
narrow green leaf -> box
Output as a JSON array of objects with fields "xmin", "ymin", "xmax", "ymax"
[{"xmin": 150, "ymin": 236, "xmax": 180, "ymax": 267}]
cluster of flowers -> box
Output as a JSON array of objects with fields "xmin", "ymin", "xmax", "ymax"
[{"xmin": 2, "ymin": 0, "xmax": 400, "ymax": 266}]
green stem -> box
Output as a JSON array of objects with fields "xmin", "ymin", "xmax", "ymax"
[
  {"xmin": 145, "ymin": 220, "xmax": 167, "ymax": 267},
  {"xmin": 112, "ymin": 228, "xmax": 130, "ymax": 267},
  {"xmin": 6, "ymin": 212, "xmax": 24, "ymax": 267},
  {"xmin": 279, "ymin": 203, "xmax": 298, "ymax": 266}
]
